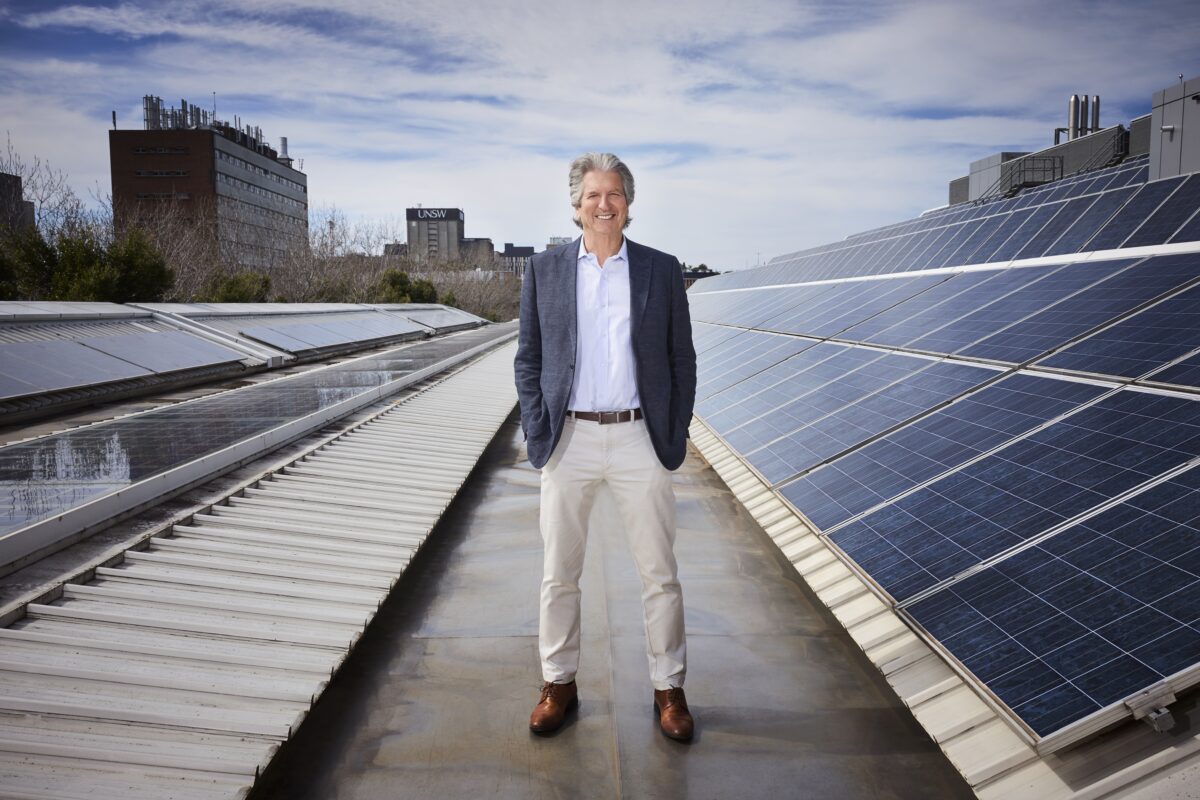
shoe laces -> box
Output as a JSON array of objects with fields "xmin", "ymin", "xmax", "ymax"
[
  {"xmin": 539, "ymin": 682, "xmax": 560, "ymax": 703},
  {"xmin": 664, "ymin": 687, "xmax": 687, "ymax": 710}
]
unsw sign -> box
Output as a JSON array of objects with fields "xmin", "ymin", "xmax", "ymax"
[{"xmin": 406, "ymin": 208, "xmax": 463, "ymax": 221}]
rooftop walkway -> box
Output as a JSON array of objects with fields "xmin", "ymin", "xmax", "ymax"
[{"xmin": 250, "ymin": 418, "xmax": 974, "ymax": 800}]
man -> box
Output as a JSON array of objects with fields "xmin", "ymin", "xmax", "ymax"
[{"xmin": 514, "ymin": 152, "xmax": 698, "ymax": 740}]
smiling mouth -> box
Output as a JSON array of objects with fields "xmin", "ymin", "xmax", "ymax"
[{"xmin": 596, "ymin": 214, "xmax": 615, "ymax": 220}]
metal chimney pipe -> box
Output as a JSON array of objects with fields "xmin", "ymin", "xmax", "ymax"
[
  {"xmin": 280, "ymin": 137, "xmax": 289, "ymax": 158},
  {"xmin": 1079, "ymin": 95, "xmax": 1090, "ymax": 136},
  {"xmin": 1091, "ymin": 95, "xmax": 1100, "ymax": 133},
  {"xmin": 1068, "ymin": 95, "xmax": 1080, "ymax": 140}
]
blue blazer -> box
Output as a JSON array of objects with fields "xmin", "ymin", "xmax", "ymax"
[{"xmin": 514, "ymin": 237, "xmax": 697, "ymax": 470}]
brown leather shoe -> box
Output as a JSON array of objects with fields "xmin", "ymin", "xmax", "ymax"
[
  {"xmin": 653, "ymin": 687, "xmax": 694, "ymax": 741},
  {"xmin": 529, "ymin": 680, "xmax": 578, "ymax": 733}
]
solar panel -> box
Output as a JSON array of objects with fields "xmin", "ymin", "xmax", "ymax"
[
  {"xmin": 908, "ymin": 260, "xmax": 1132, "ymax": 357},
  {"xmin": 1149, "ymin": 353, "xmax": 1200, "ymax": 389},
  {"xmin": 698, "ymin": 341, "xmax": 843, "ymax": 432},
  {"xmin": 1041, "ymin": 186, "xmax": 1139, "ymax": 256},
  {"xmin": 827, "ymin": 388, "xmax": 1200, "ymax": 603},
  {"xmin": 695, "ymin": 330, "xmax": 814, "ymax": 401},
  {"xmin": 779, "ymin": 373, "xmax": 1109, "ymax": 532},
  {"xmin": 766, "ymin": 274, "xmax": 947, "ymax": 338},
  {"xmin": 742, "ymin": 358, "xmax": 995, "ymax": 486},
  {"xmin": 721, "ymin": 346, "xmax": 889, "ymax": 455},
  {"xmin": 1085, "ymin": 177, "xmax": 1187, "ymax": 252},
  {"xmin": 0, "ymin": 340, "xmax": 151, "ymax": 396},
  {"xmin": 959, "ymin": 256, "xmax": 1197, "ymax": 364},
  {"xmin": 79, "ymin": 331, "xmax": 244, "ymax": 374},
  {"xmin": 1012, "ymin": 196, "xmax": 1099, "ymax": 260},
  {"xmin": 905, "ymin": 465, "xmax": 1200, "ymax": 739},
  {"xmin": 1167, "ymin": 205, "xmax": 1200, "ymax": 245},
  {"xmin": 1036, "ymin": 256, "xmax": 1200, "ymax": 379},
  {"xmin": 835, "ymin": 270, "xmax": 997, "ymax": 343},
  {"xmin": 1122, "ymin": 174, "xmax": 1200, "ymax": 248},
  {"xmin": 983, "ymin": 204, "xmax": 1066, "ymax": 264},
  {"xmin": 965, "ymin": 208, "xmax": 1038, "ymax": 264},
  {"xmin": 0, "ymin": 324, "xmax": 513, "ymax": 537}
]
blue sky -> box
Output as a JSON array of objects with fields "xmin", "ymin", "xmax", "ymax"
[{"xmin": 1, "ymin": 0, "xmax": 1197, "ymax": 268}]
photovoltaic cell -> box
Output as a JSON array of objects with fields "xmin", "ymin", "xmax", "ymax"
[
  {"xmin": 722, "ymin": 346, "xmax": 890, "ymax": 456},
  {"xmin": 864, "ymin": 265, "xmax": 1058, "ymax": 348},
  {"xmin": 1012, "ymin": 196, "xmax": 1098, "ymax": 260},
  {"xmin": 743, "ymin": 359, "xmax": 995, "ymax": 486},
  {"xmin": 906, "ymin": 466, "xmax": 1200, "ymax": 738},
  {"xmin": 1084, "ymin": 177, "xmax": 1186, "ymax": 252},
  {"xmin": 828, "ymin": 389, "xmax": 1200, "ymax": 603},
  {"xmin": 833, "ymin": 270, "xmax": 995, "ymax": 343},
  {"xmin": 1150, "ymin": 353, "xmax": 1200, "ymax": 390},
  {"xmin": 0, "ymin": 324, "xmax": 515, "ymax": 536},
  {"xmin": 960, "ymin": 256, "xmax": 1200, "ymax": 364},
  {"xmin": 1167, "ymin": 206, "xmax": 1200, "ymax": 245},
  {"xmin": 1042, "ymin": 186, "xmax": 1138, "ymax": 256},
  {"xmin": 695, "ymin": 330, "xmax": 815, "ymax": 401},
  {"xmin": 1122, "ymin": 174, "xmax": 1200, "ymax": 248},
  {"xmin": 780, "ymin": 373, "xmax": 1108, "ymax": 532},
  {"xmin": 964, "ymin": 209, "xmax": 1037, "ymax": 265},
  {"xmin": 985, "ymin": 203, "xmax": 1065, "ymax": 264},
  {"xmin": 1036, "ymin": 257, "xmax": 1200, "ymax": 379},
  {"xmin": 909, "ymin": 260, "xmax": 1131, "ymax": 357},
  {"xmin": 699, "ymin": 341, "xmax": 841, "ymax": 433}
]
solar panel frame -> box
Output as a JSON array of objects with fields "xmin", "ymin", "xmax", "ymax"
[
  {"xmin": 826, "ymin": 387, "xmax": 1200, "ymax": 604},
  {"xmin": 778, "ymin": 372, "xmax": 1107, "ymax": 533},
  {"xmin": 1084, "ymin": 177, "xmax": 1187, "ymax": 252},
  {"xmin": 1041, "ymin": 186, "xmax": 1139, "ymax": 256},
  {"xmin": 1122, "ymin": 174, "xmax": 1200, "ymax": 249},
  {"xmin": 903, "ymin": 466, "xmax": 1200, "ymax": 743}
]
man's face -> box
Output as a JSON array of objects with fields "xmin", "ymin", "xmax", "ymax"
[{"xmin": 576, "ymin": 169, "xmax": 628, "ymax": 238}]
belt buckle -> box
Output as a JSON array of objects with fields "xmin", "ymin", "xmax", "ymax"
[{"xmin": 600, "ymin": 410, "xmax": 618, "ymax": 424}]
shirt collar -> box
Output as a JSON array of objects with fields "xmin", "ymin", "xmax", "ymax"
[{"xmin": 578, "ymin": 237, "xmax": 628, "ymax": 265}]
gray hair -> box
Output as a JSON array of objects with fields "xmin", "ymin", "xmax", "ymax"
[{"xmin": 569, "ymin": 152, "xmax": 634, "ymax": 230}]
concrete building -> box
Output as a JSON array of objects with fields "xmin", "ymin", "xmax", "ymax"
[
  {"xmin": 460, "ymin": 237, "xmax": 495, "ymax": 265},
  {"xmin": 497, "ymin": 242, "xmax": 535, "ymax": 275},
  {"xmin": 0, "ymin": 173, "xmax": 35, "ymax": 232},
  {"xmin": 406, "ymin": 208, "xmax": 465, "ymax": 262},
  {"xmin": 110, "ymin": 95, "xmax": 308, "ymax": 267}
]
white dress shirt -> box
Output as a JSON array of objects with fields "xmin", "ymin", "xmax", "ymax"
[{"xmin": 568, "ymin": 237, "xmax": 641, "ymax": 412}]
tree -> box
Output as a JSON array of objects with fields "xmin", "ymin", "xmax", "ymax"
[
  {"xmin": 106, "ymin": 227, "xmax": 174, "ymax": 301},
  {"xmin": 409, "ymin": 278, "xmax": 438, "ymax": 303},
  {"xmin": 205, "ymin": 270, "xmax": 270, "ymax": 302},
  {"xmin": 0, "ymin": 224, "xmax": 56, "ymax": 299},
  {"xmin": 0, "ymin": 224, "xmax": 173, "ymax": 302},
  {"xmin": 440, "ymin": 290, "xmax": 458, "ymax": 309},
  {"xmin": 379, "ymin": 269, "xmax": 413, "ymax": 303}
]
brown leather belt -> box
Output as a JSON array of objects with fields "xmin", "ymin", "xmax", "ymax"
[{"xmin": 568, "ymin": 409, "xmax": 643, "ymax": 424}]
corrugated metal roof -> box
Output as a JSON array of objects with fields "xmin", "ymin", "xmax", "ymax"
[{"xmin": 0, "ymin": 342, "xmax": 518, "ymax": 799}]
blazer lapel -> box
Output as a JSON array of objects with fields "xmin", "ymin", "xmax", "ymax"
[
  {"xmin": 562, "ymin": 238, "xmax": 581, "ymax": 357},
  {"xmin": 626, "ymin": 238, "xmax": 651, "ymax": 336}
]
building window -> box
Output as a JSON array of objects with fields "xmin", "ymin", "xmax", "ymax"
[
  {"xmin": 132, "ymin": 146, "xmax": 189, "ymax": 155},
  {"xmin": 136, "ymin": 192, "xmax": 190, "ymax": 200},
  {"xmin": 135, "ymin": 169, "xmax": 190, "ymax": 177}
]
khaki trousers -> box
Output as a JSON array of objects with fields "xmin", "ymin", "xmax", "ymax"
[{"xmin": 538, "ymin": 416, "xmax": 686, "ymax": 690}]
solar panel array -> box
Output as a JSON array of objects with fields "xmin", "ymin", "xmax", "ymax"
[
  {"xmin": 0, "ymin": 324, "xmax": 513, "ymax": 539},
  {"xmin": 696, "ymin": 155, "xmax": 1200, "ymax": 293},
  {"xmin": 0, "ymin": 329, "xmax": 244, "ymax": 403},
  {"xmin": 689, "ymin": 160, "xmax": 1200, "ymax": 750}
]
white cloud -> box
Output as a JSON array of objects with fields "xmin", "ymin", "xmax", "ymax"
[{"xmin": 3, "ymin": 0, "xmax": 1197, "ymax": 267}]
